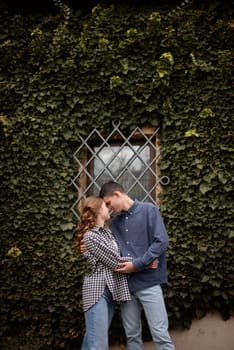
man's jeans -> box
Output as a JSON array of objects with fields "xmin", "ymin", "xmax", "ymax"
[
  {"xmin": 81, "ymin": 288, "xmax": 114, "ymax": 350},
  {"xmin": 121, "ymin": 285, "xmax": 175, "ymax": 350}
]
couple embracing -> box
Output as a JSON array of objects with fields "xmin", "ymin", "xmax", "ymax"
[{"xmin": 77, "ymin": 181, "xmax": 175, "ymax": 350}]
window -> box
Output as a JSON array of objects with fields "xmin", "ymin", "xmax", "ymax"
[
  {"xmin": 89, "ymin": 142, "xmax": 154, "ymax": 200},
  {"xmin": 71, "ymin": 121, "xmax": 169, "ymax": 218}
]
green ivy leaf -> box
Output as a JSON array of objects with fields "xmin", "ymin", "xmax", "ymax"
[{"xmin": 199, "ymin": 182, "xmax": 213, "ymax": 194}]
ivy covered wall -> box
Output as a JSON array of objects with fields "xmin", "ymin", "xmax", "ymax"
[{"xmin": 0, "ymin": 0, "xmax": 233, "ymax": 349}]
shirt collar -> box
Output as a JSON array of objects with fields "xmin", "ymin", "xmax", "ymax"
[{"xmin": 121, "ymin": 199, "xmax": 139, "ymax": 216}]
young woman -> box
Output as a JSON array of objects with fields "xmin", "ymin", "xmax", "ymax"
[{"xmin": 76, "ymin": 196, "xmax": 132, "ymax": 350}]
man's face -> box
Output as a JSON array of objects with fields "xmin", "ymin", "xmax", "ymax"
[{"xmin": 103, "ymin": 193, "xmax": 123, "ymax": 213}]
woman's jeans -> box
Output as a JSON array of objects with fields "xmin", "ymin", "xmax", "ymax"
[
  {"xmin": 81, "ymin": 287, "xmax": 115, "ymax": 350},
  {"xmin": 120, "ymin": 285, "xmax": 175, "ymax": 350}
]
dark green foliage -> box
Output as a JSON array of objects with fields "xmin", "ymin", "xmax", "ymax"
[{"xmin": 0, "ymin": 0, "xmax": 233, "ymax": 348}]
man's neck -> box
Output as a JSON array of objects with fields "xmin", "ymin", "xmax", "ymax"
[{"xmin": 122, "ymin": 195, "xmax": 134, "ymax": 211}]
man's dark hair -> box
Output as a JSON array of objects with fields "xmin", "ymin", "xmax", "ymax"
[{"xmin": 99, "ymin": 181, "xmax": 125, "ymax": 198}]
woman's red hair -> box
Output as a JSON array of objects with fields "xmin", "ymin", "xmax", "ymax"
[{"xmin": 76, "ymin": 196, "xmax": 103, "ymax": 247}]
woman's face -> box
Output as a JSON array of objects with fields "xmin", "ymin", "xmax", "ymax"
[{"xmin": 98, "ymin": 200, "xmax": 110, "ymax": 221}]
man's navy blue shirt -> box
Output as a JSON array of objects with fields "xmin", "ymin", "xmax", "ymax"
[{"xmin": 109, "ymin": 199, "xmax": 169, "ymax": 292}]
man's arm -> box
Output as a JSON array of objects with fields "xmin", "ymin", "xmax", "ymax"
[
  {"xmin": 81, "ymin": 237, "xmax": 158, "ymax": 273},
  {"xmin": 115, "ymin": 206, "xmax": 168, "ymax": 273},
  {"xmin": 132, "ymin": 206, "xmax": 169, "ymax": 271}
]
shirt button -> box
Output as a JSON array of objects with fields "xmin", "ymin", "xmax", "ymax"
[
  {"xmin": 126, "ymin": 216, "xmax": 128, "ymax": 219},
  {"xmin": 126, "ymin": 229, "xmax": 128, "ymax": 232},
  {"xmin": 126, "ymin": 241, "xmax": 129, "ymax": 244}
]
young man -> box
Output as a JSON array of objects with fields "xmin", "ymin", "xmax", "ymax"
[{"xmin": 99, "ymin": 181, "xmax": 175, "ymax": 350}]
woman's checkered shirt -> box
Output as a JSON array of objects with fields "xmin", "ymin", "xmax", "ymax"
[{"xmin": 82, "ymin": 226, "xmax": 132, "ymax": 312}]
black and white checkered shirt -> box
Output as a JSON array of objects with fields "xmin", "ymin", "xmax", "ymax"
[{"xmin": 82, "ymin": 226, "xmax": 132, "ymax": 312}]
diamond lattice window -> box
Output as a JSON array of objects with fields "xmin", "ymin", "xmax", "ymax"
[{"xmin": 71, "ymin": 121, "xmax": 169, "ymax": 219}]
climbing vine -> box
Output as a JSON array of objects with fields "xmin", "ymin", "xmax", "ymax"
[{"xmin": 0, "ymin": 0, "xmax": 233, "ymax": 348}]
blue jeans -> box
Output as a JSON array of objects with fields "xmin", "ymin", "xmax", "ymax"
[
  {"xmin": 120, "ymin": 285, "xmax": 175, "ymax": 350},
  {"xmin": 81, "ymin": 287, "xmax": 115, "ymax": 350}
]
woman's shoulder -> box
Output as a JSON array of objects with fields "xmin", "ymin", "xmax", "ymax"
[
  {"xmin": 83, "ymin": 228, "xmax": 98, "ymax": 239},
  {"xmin": 83, "ymin": 226, "xmax": 109, "ymax": 241}
]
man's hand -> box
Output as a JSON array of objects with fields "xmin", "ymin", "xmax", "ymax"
[
  {"xmin": 114, "ymin": 258, "xmax": 159, "ymax": 273},
  {"xmin": 114, "ymin": 261, "xmax": 136, "ymax": 273},
  {"xmin": 80, "ymin": 240, "xmax": 86, "ymax": 253}
]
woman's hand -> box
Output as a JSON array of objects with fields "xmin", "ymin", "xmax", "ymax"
[
  {"xmin": 114, "ymin": 259, "xmax": 159, "ymax": 273},
  {"xmin": 114, "ymin": 261, "xmax": 136, "ymax": 273},
  {"xmin": 148, "ymin": 259, "xmax": 159, "ymax": 269}
]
